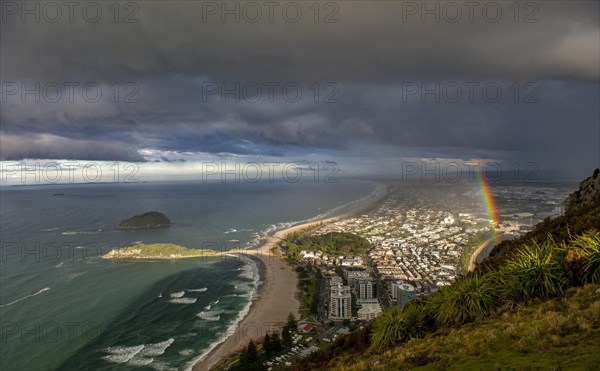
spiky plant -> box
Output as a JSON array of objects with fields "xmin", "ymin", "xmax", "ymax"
[
  {"xmin": 570, "ymin": 230, "xmax": 600, "ymax": 283},
  {"xmin": 370, "ymin": 307, "xmax": 403, "ymax": 351},
  {"xmin": 400, "ymin": 304, "xmax": 428, "ymax": 340},
  {"xmin": 430, "ymin": 275, "xmax": 500, "ymax": 327},
  {"xmin": 370, "ymin": 305, "xmax": 427, "ymax": 352},
  {"xmin": 505, "ymin": 240, "xmax": 567, "ymax": 301}
]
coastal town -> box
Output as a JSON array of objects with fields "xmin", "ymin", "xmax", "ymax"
[{"xmin": 246, "ymin": 182, "xmax": 572, "ymax": 370}]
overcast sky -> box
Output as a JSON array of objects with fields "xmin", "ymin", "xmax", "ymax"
[{"xmin": 1, "ymin": 0, "xmax": 598, "ymax": 180}]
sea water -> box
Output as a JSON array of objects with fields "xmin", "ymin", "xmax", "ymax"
[{"xmin": 0, "ymin": 180, "xmax": 379, "ymax": 370}]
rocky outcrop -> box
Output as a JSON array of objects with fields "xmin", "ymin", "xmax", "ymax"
[{"xmin": 565, "ymin": 169, "xmax": 600, "ymax": 213}]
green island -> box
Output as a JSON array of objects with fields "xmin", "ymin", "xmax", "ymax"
[
  {"xmin": 117, "ymin": 211, "xmax": 171, "ymax": 229},
  {"xmin": 103, "ymin": 243, "xmax": 222, "ymax": 259}
]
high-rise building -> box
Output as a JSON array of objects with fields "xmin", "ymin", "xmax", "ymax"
[
  {"xmin": 355, "ymin": 279, "xmax": 377, "ymax": 303},
  {"xmin": 330, "ymin": 284, "xmax": 352, "ymax": 320},
  {"xmin": 390, "ymin": 281, "xmax": 403, "ymax": 299},
  {"xmin": 395, "ymin": 282, "xmax": 416, "ymax": 308},
  {"xmin": 345, "ymin": 270, "xmax": 369, "ymax": 286},
  {"xmin": 330, "ymin": 276, "xmax": 343, "ymax": 286}
]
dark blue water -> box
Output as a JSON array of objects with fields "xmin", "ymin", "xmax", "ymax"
[{"xmin": 0, "ymin": 180, "xmax": 379, "ymax": 370}]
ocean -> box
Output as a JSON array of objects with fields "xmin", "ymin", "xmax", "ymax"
[{"xmin": 0, "ymin": 180, "xmax": 380, "ymax": 370}]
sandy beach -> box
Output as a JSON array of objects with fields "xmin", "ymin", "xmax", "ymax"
[
  {"xmin": 192, "ymin": 185, "xmax": 388, "ymax": 370},
  {"xmin": 191, "ymin": 216, "xmax": 342, "ymax": 371}
]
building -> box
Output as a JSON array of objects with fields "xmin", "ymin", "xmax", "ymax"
[
  {"xmin": 345, "ymin": 270, "xmax": 370, "ymax": 286},
  {"xmin": 330, "ymin": 284, "xmax": 352, "ymax": 320},
  {"xmin": 357, "ymin": 302, "xmax": 382, "ymax": 320},
  {"xmin": 390, "ymin": 281, "xmax": 404, "ymax": 299},
  {"xmin": 355, "ymin": 279, "xmax": 377, "ymax": 303},
  {"xmin": 330, "ymin": 275, "xmax": 343, "ymax": 285},
  {"xmin": 341, "ymin": 257, "xmax": 364, "ymax": 267},
  {"xmin": 395, "ymin": 282, "xmax": 416, "ymax": 308},
  {"xmin": 297, "ymin": 323, "xmax": 314, "ymax": 334}
]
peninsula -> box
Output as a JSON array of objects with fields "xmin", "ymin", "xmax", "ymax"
[
  {"xmin": 103, "ymin": 243, "xmax": 221, "ymax": 259},
  {"xmin": 117, "ymin": 211, "xmax": 171, "ymax": 229}
]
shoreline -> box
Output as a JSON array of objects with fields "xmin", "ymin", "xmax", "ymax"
[
  {"xmin": 192, "ymin": 182, "xmax": 388, "ymax": 370},
  {"xmin": 190, "ymin": 247, "xmax": 300, "ymax": 370}
]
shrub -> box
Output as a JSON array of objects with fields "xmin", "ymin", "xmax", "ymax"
[
  {"xmin": 505, "ymin": 240, "xmax": 567, "ymax": 301},
  {"xmin": 427, "ymin": 275, "xmax": 500, "ymax": 327},
  {"xmin": 370, "ymin": 305, "xmax": 427, "ymax": 351},
  {"xmin": 566, "ymin": 230, "xmax": 600, "ymax": 284},
  {"xmin": 370, "ymin": 308, "xmax": 403, "ymax": 351},
  {"xmin": 401, "ymin": 304, "xmax": 428, "ymax": 340}
]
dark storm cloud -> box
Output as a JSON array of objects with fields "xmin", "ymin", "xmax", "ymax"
[
  {"xmin": 0, "ymin": 1, "xmax": 598, "ymax": 176},
  {"xmin": 2, "ymin": 1, "xmax": 598, "ymax": 81}
]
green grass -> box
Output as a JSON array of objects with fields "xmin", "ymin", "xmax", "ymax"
[
  {"xmin": 282, "ymin": 232, "xmax": 371, "ymax": 261},
  {"xmin": 297, "ymin": 265, "xmax": 322, "ymax": 318},
  {"xmin": 106, "ymin": 243, "xmax": 220, "ymax": 258}
]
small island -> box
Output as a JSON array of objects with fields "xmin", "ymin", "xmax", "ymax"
[
  {"xmin": 103, "ymin": 243, "xmax": 222, "ymax": 259},
  {"xmin": 117, "ymin": 211, "xmax": 171, "ymax": 229}
]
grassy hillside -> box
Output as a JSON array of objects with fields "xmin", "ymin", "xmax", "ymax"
[
  {"xmin": 293, "ymin": 230, "xmax": 599, "ymax": 370},
  {"xmin": 488, "ymin": 200, "xmax": 599, "ymax": 262},
  {"xmin": 299, "ymin": 284, "xmax": 600, "ymax": 370}
]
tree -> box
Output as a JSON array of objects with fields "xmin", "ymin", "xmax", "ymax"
[
  {"xmin": 286, "ymin": 312, "xmax": 297, "ymax": 330},
  {"xmin": 270, "ymin": 333, "xmax": 283, "ymax": 353},
  {"xmin": 238, "ymin": 346, "xmax": 249, "ymax": 367},
  {"xmin": 235, "ymin": 340, "xmax": 264, "ymax": 371},
  {"xmin": 263, "ymin": 333, "xmax": 273, "ymax": 357},
  {"xmin": 282, "ymin": 325, "xmax": 293, "ymax": 347},
  {"xmin": 246, "ymin": 340, "xmax": 258, "ymax": 364}
]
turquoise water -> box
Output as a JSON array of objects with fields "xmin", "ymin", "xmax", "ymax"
[{"xmin": 0, "ymin": 180, "xmax": 378, "ymax": 370}]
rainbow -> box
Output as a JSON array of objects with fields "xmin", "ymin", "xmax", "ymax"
[{"xmin": 476, "ymin": 170, "xmax": 501, "ymax": 244}]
